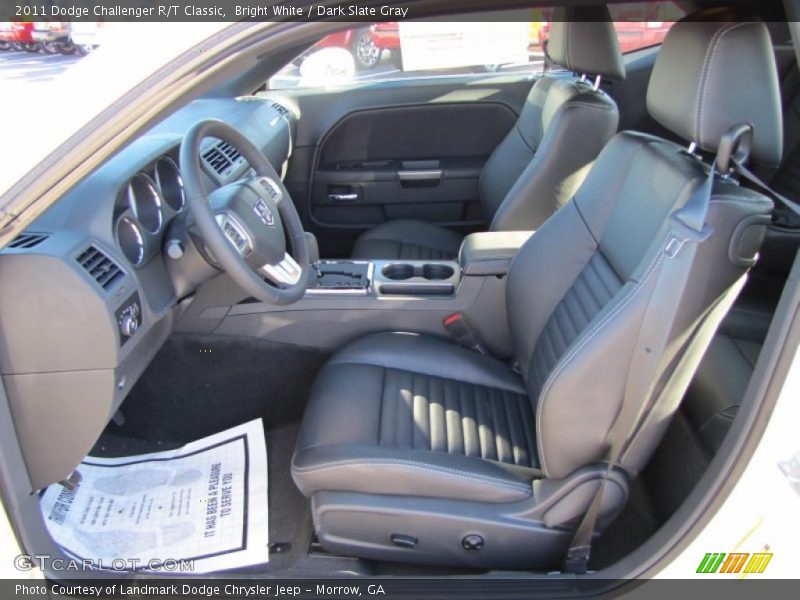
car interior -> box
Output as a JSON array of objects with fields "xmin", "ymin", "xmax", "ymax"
[{"xmin": 1, "ymin": 0, "xmax": 799, "ymax": 581}]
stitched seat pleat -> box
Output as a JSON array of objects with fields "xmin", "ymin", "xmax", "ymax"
[
  {"xmin": 528, "ymin": 251, "xmax": 624, "ymax": 398},
  {"xmin": 378, "ymin": 368, "xmax": 538, "ymax": 469}
]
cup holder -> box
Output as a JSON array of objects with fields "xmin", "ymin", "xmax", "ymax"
[
  {"xmin": 382, "ymin": 264, "xmax": 415, "ymax": 280},
  {"xmin": 422, "ymin": 264, "xmax": 454, "ymax": 280},
  {"xmin": 378, "ymin": 261, "xmax": 458, "ymax": 296},
  {"xmin": 381, "ymin": 262, "xmax": 455, "ymax": 281}
]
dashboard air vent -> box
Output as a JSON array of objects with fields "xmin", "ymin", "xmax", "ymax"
[
  {"xmin": 272, "ymin": 102, "xmax": 290, "ymax": 117},
  {"xmin": 8, "ymin": 232, "xmax": 49, "ymax": 249},
  {"xmin": 76, "ymin": 245, "xmax": 124, "ymax": 290},
  {"xmin": 217, "ymin": 141, "xmax": 242, "ymax": 163},
  {"xmin": 202, "ymin": 140, "xmax": 245, "ymax": 179}
]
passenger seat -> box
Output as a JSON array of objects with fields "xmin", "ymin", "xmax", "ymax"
[{"xmin": 351, "ymin": 6, "xmax": 625, "ymax": 260}]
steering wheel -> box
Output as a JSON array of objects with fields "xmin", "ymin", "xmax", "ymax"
[{"xmin": 180, "ymin": 119, "xmax": 309, "ymax": 305}]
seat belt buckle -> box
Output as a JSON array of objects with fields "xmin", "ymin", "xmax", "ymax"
[
  {"xmin": 443, "ymin": 313, "xmax": 488, "ymax": 355},
  {"xmin": 562, "ymin": 544, "xmax": 591, "ymax": 574}
]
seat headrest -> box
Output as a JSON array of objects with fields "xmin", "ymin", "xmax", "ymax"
[
  {"xmin": 547, "ymin": 6, "xmax": 626, "ymax": 80},
  {"xmin": 647, "ymin": 13, "xmax": 783, "ymax": 166}
]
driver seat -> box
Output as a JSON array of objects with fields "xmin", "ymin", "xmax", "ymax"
[{"xmin": 292, "ymin": 14, "xmax": 782, "ymax": 569}]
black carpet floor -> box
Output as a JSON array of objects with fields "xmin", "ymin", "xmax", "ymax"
[
  {"xmin": 590, "ymin": 409, "xmax": 713, "ymax": 569},
  {"xmin": 90, "ymin": 334, "xmax": 330, "ymax": 574}
]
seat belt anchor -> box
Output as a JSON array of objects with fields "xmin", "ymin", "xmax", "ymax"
[
  {"xmin": 563, "ymin": 544, "xmax": 591, "ymax": 574},
  {"xmin": 443, "ymin": 313, "xmax": 488, "ymax": 355}
]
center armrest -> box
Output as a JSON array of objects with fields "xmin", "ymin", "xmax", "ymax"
[{"xmin": 458, "ymin": 231, "xmax": 534, "ymax": 276}]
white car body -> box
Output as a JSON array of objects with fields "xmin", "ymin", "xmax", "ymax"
[{"xmin": 68, "ymin": 21, "xmax": 107, "ymax": 49}]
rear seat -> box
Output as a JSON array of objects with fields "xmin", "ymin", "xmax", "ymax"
[{"xmin": 682, "ymin": 33, "xmax": 800, "ymax": 454}]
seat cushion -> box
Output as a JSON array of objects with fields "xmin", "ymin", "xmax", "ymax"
[
  {"xmin": 292, "ymin": 332, "xmax": 541, "ymax": 502},
  {"xmin": 350, "ymin": 219, "xmax": 464, "ymax": 260}
]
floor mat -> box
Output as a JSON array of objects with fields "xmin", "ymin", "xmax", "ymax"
[
  {"xmin": 108, "ymin": 334, "xmax": 330, "ymax": 444},
  {"xmin": 89, "ymin": 334, "xmax": 328, "ymax": 574},
  {"xmin": 43, "ymin": 420, "xmax": 269, "ymax": 574}
]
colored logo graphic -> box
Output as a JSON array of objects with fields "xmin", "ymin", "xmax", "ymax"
[{"xmin": 696, "ymin": 552, "xmax": 772, "ymax": 574}]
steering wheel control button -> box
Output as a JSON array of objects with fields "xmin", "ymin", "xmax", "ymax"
[
  {"xmin": 390, "ymin": 534, "xmax": 418, "ymax": 549},
  {"xmin": 215, "ymin": 213, "xmax": 252, "ymax": 255},
  {"xmin": 462, "ymin": 534, "xmax": 484, "ymax": 551},
  {"xmin": 257, "ymin": 176, "xmax": 283, "ymax": 202},
  {"xmin": 253, "ymin": 199, "xmax": 275, "ymax": 226}
]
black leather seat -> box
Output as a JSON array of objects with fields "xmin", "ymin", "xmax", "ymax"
[
  {"xmin": 294, "ymin": 14, "xmax": 782, "ymax": 568},
  {"xmin": 351, "ymin": 6, "xmax": 624, "ymax": 260},
  {"xmin": 293, "ymin": 332, "xmax": 540, "ymax": 503}
]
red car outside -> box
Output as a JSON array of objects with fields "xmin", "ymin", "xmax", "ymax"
[
  {"xmin": 314, "ymin": 29, "xmax": 356, "ymax": 50},
  {"xmin": 537, "ymin": 20, "xmax": 673, "ymax": 55},
  {"xmin": 368, "ymin": 22, "xmax": 401, "ymax": 53},
  {"xmin": 313, "ymin": 27, "xmax": 385, "ymax": 70},
  {"xmin": 1, "ymin": 22, "xmax": 40, "ymax": 52}
]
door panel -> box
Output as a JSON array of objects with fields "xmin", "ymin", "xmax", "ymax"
[
  {"xmin": 312, "ymin": 103, "xmax": 515, "ymax": 228},
  {"xmin": 276, "ymin": 76, "xmax": 535, "ymax": 256}
]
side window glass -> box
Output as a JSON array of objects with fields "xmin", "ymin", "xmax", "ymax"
[
  {"xmin": 609, "ymin": 1, "xmax": 685, "ymax": 53},
  {"xmin": 268, "ymin": 22, "xmax": 548, "ymax": 90}
]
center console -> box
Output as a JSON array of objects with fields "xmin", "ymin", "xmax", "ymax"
[
  {"xmin": 178, "ymin": 230, "xmax": 534, "ymax": 358},
  {"xmin": 306, "ymin": 259, "xmax": 461, "ymax": 297}
]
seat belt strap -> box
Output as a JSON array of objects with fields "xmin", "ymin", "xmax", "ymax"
[
  {"xmin": 562, "ymin": 159, "xmax": 716, "ymax": 574},
  {"xmin": 731, "ymin": 157, "xmax": 800, "ymax": 217},
  {"xmin": 716, "ymin": 121, "xmax": 800, "ymax": 216}
]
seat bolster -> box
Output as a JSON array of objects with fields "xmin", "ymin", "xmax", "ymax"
[
  {"xmin": 328, "ymin": 332, "xmax": 526, "ymax": 394},
  {"xmin": 292, "ymin": 444, "xmax": 537, "ymax": 502},
  {"xmin": 351, "ymin": 219, "xmax": 464, "ymax": 260},
  {"xmin": 296, "ymin": 362, "xmax": 386, "ymax": 450}
]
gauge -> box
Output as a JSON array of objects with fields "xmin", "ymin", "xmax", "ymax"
[
  {"xmin": 154, "ymin": 156, "xmax": 185, "ymax": 212},
  {"xmin": 127, "ymin": 173, "xmax": 163, "ymax": 234},
  {"xmin": 116, "ymin": 217, "xmax": 145, "ymax": 266}
]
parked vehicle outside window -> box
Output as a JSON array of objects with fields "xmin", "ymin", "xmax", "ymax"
[{"xmin": 268, "ymin": 8, "xmax": 683, "ymax": 91}]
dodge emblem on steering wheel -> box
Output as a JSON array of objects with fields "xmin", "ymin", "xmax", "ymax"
[{"xmin": 254, "ymin": 199, "xmax": 276, "ymax": 226}]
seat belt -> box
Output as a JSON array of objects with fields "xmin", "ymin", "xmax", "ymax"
[
  {"xmin": 730, "ymin": 158, "xmax": 800, "ymax": 217},
  {"xmin": 716, "ymin": 123, "xmax": 800, "ymax": 217},
  {"xmin": 562, "ymin": 165, "xmax": 714, "ymax": 574},
  {"xmin": 562, "ymin": 124, "xmax": 800, "ymax": 574}
]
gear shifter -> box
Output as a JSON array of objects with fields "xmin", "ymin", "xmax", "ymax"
[{"xmin": 301, "ymin": 232, "xmax": 371, "ymax": 294}]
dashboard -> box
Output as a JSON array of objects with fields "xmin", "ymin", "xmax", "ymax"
[{"xmin": 0, "ymin": 95, "xmax": 294, "ymax": 490}]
